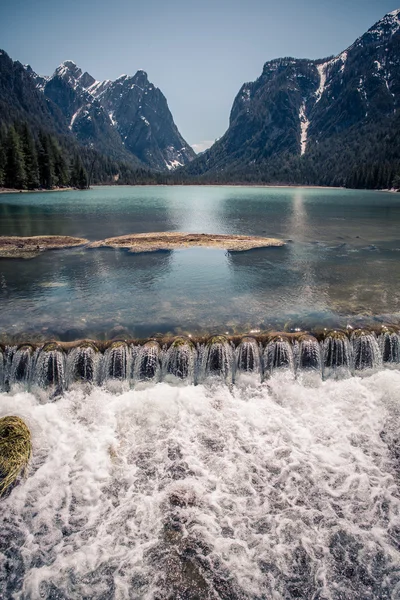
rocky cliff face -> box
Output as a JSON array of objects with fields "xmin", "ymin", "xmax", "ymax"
[
  {"xmin": 0, "ymin": 51, "xmax": 65, "ymax": 133},
  {"xmin": 185, "ymin": 9, "xmax": 400, "ymax": 181},
  {"xmin": 0, "ymin": 51, "xmax": 195, "ymax": 172},
  {"xmin": 42, "ymin": 61, "xmax": 195, "ymax": 170},
  {"xmin": 89, "ymin": 71, "xmax": 195, "ymax": 170}
]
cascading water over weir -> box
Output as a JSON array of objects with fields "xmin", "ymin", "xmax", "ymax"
[
  {"xmin": 0, "ymin": 327, "xmax": 398, "ymax": 393},
  {"xmin": 1, "ymin": 326, "xmax": 400, "ymax": 598},
  {"xmin": 263, "ymin": 335, "xmax": 294, "ymax": 375}
]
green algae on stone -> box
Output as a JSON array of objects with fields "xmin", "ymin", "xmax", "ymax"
[
  {"xmin": 170, "ymin": 337, "xmax": 194, "ymax": 350},
  {"xmin": 324, "ymin": 330, "xmax": 348, "ymax": 341},
  {"xmin": 42, "ymin": 342, "xmax": 64, "ymax": 353},
  {"xmin": 108, "ymin": 340, "xmax": 128, "ymax": 350},
  {"xmin": 207, "ymin": 335, "xmax": 228, "ymax": 346}
]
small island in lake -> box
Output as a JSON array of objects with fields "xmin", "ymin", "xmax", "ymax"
[
  {"xmin": 0, "ymin": 236, "xmax": 89, "ymax": 259},
  {"xmin": 89, "ymin": 232, "xmax": 285, "ymax": 253},
  {"xmin": 0, "ymin": 233, "xmax": 284, "ymax": 259}
]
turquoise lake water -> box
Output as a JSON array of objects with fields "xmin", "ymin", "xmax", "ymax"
[{"xmin": 0, "ymin": 185, "xmax": 399, "ymax": 340}]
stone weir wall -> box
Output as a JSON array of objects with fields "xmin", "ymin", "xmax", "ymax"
[{"xmin": 0, "ymin": 327, "xmax": 399, "ymax": 392}]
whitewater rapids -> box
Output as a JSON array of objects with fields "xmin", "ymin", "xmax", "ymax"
[{"xmin": 1, "ymin": 372, "xmax": 400, "ymax": 599}]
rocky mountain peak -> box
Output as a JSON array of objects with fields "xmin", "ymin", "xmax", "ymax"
[
  {"xmin": 54, "ymin": 60, "xmax": 82, "ymax": 81},
  {"xmin": 21, "ymin": 57, "xmax": 196, "ymax": 171},
  {"xmin": 79, "ymin": 71, "xmax": 96, "ymax": 89},
  {"xmin": 132, "ymin": 69, "xmax": 149, "ymax": 88},
  {"xmin": 184, "ymin": 7, "xmax": 400, "ymax": 186},
  {"xmin": 353, "ymin": 7, "xmax": 400, "ymax": 47}
]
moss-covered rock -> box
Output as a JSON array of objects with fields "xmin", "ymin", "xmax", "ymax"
[
  {"xmin": 0, "ymin": 416, "xmax": 31, "ymax": 497},
  {"xmin": 207, "ymin": 335, "xmax": 227, "ymax": 346},
  {"xmin": 171, "ymin": 337, "xmax": 194, "ymax": 350},
  {"xmin": 325, "ymin": 330, "xmax": 348, "ymax": 341},
  {"xmin": 42, "ymin": 342, "xmax": 64, "ymax": 353}
]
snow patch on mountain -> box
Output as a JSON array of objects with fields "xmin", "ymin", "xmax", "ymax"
[
  {"xmin": 315, "ymin": 62, "xmax": 329, "ymax": 103},
  {"xmin": 69, "ymin": 107, "xmax": 83, "ymax": 130},
  {"xmin": 338, "ymin": 51, "xmax": 348, "ymax": 73},
  {"xmin": 165, "ymin": 158, "xmax": 183, "ymax": 170},
  {"xmin": 108, "ymin": 111, "xmax": 117, "ymax": 126},
  {"xmin": 299, "ymin": 102, "xmax": 309, "ymax": 155}
]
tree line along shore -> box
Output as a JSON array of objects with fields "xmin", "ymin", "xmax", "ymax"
[
  {"xmin": 0, "ymin": 121, "xmax": 163, "ymax": 192},
  {"xmin": 1, "ymin": 120, "xmax": 400, "ymax": 192}
]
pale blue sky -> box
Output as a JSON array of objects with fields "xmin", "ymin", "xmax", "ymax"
[{"xmin": 0, "ymin": 0, "xmax": 398, "ymax": 151}]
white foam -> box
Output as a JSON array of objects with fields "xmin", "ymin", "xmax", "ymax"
[{"xmin": 1, "ymin": 372, "xmax": 400, "ymax": 597}]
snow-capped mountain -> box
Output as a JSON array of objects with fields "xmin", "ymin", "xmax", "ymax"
[
  {"xmin": 87, "ymin": 70, "xmax": 194, "ymax": 170},
  {"xmin": 185, "ymin": 9, "xmax": 400, "ymax": 185},
  {"xmin": 39, "ymin": 60, "xmax": 195, "ymax": 170},
  {"xmin": 41, "ymin": 60, "xmax": 195, "ymax": 170},
  {"xmin": 0, "ymin": 51, "xmax": 194, "ymax": 172}
]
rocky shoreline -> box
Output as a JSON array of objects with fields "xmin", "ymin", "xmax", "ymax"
[{"xmin": 0, "ymin": 187, "xmax": 76, "ymax": 195}]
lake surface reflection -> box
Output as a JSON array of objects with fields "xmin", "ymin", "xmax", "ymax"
[{"xmin": 0, "ymin": 186, "xmax": 399, "ymax": 341}]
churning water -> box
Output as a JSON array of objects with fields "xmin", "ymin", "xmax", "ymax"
[{"xmin": 1, "ymin": 371, "xmax": 400, "ymax": 599}]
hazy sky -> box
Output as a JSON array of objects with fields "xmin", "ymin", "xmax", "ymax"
[{"xmin": 0, "ymin": 0, "xmax": 398, "ymax": 151}]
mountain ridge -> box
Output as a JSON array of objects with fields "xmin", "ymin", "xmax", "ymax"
[
  {"xmin": 181, "ymin": 8, "xmax": 400, "ymax": 188},
  {"xmin": 1, "ymin": 7, "xmax": 400, "ymax": 188},
  {"xmin": 41, "ymin": 59, "xmax": 196, "ymax": 171},
  {"xmin": 0, "ymin": 51, "xmax": 195, "ymax": 173}
]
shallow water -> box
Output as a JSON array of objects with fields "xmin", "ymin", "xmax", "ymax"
[
  {"xmin": 1, "ymin": 372, "xmax": 400, "ymax": 599},
  {"xmin": 0, "ymin": 186, "xmax": 400, "ymax": 340}
]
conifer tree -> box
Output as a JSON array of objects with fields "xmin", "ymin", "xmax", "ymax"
[
  {"xmin": 70, "ymin": 155, "xmax": 88, "ymax": 189},
  {"xmin": 37, "ymin": 131, "xmax": 54, "ymax": 188},
  {"xmin": 4, "ymin": 126, "xmax": 26, "ymax": 189},
  {"xmin": 393, "ymin": 174, "xmax": 400, "ymax": 191},
  {"xmin": 20, "ymin": 123, "xmax": 39, "ymax": 189},
  {"xmin": 0, "ymin": 144, "xmax": 5, "ymax": 187}
]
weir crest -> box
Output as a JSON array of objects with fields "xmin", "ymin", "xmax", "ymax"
[{"xmin": 0, "ymin": 328, "xmax": 398, "ymax": 393}]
